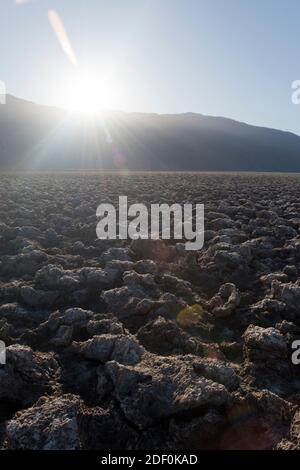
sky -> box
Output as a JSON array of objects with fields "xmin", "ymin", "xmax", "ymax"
[{"xmin": 1, "ymin": 0, "xmax": 300, "ymax": 134}]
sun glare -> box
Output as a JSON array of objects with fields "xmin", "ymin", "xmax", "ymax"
[{"xmin": 64, "ymin": 72, "xmax": 117, "ymax": 114}]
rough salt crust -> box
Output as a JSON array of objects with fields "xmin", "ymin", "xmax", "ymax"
[{"xmin": 0, "ymin": 172, "xmax": 300, "ymax": 449}]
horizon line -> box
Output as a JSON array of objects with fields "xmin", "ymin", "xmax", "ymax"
[{"xmin": 3, "ymin": 93, "xmax": 299, "ymax": 138}]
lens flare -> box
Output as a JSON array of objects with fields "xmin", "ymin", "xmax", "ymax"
[
  {"xmin": 48, "ymin": 9, "xmax": 77, "ymax": 66},
  {"xmin": 16, "ymin": 0, "xmax": 34, "ymax": 4},
  {"xmin": 177, "ymin": 304, "xmax": 204, "ymax": 327}
]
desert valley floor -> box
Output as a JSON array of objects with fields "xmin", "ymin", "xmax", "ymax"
[{"xmin": 0, "ymin": 172, "xmax": 300, "ymax": 450}]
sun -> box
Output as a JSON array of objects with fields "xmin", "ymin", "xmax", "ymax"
[{"xmin": 64, "ymin": 72, "xmax": 117, "ymax": 114}]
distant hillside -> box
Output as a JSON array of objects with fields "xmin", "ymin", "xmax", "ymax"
[{"xmin": 1, "ymin": 94, "xmax": 300, "ymax": 171}]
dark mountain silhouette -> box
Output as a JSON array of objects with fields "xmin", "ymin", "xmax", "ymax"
[{"xmin": 1, "ymin": 94, "xmax": 300, "ymax": 171}]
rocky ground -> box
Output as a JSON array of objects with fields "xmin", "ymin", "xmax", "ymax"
[{"xmin": 0, "ymin": 172, "xmax": 300, "ymax": 450}]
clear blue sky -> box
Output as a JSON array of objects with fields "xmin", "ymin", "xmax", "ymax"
[{"xmin": 1, "ymin": 0, "xmax": 300, "ymax": 134}]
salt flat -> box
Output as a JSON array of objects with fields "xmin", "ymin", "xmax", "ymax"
[{"xmin": 0, "ymin": 172, "xmax": 300, "ymax": 450}]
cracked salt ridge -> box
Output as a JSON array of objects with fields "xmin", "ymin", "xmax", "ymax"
[{"xmin": 0, "ymin": 172, "xmax": 300, "ymax": 449}]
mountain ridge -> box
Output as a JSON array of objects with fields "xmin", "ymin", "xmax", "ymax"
[{"xmin": 1, "ymin": 94, "xmax": 300, "ymax": 172}]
